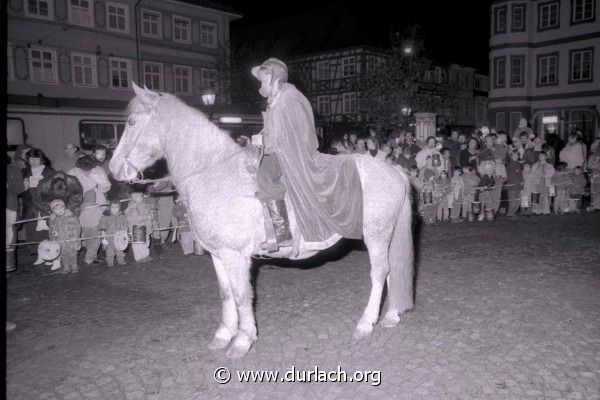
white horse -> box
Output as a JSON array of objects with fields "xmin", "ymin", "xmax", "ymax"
[{"xmin": 110, "ymin": 84, "xmax": 414, "ymax": 358}]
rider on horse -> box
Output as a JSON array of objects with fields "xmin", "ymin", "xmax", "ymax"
[{"xmin": 251, "ymin": 58, "xmax": 363, "ymax": 253}]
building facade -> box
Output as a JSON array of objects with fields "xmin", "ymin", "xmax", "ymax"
[
  {"xmin": 7, "ymin": 0, "xmax": 240, "ymax": 162},
  {"xmin": 288, "ymin": 47, "xmax": 489, "ymax": 137},
  {"xmin": 488, "ymin": 0, "xmax": 600, "ymax": 141}
]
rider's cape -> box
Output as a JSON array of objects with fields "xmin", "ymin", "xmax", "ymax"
[{"xmin": 264, "ymin": 83, "xmax": 363, "ymax": 242}]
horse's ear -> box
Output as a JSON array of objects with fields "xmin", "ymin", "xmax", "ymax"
[{"xmin": 131, "ymin": 81, "xmax": 156, "ymax": 106}]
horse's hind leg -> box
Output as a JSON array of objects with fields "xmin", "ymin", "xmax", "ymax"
[
  {"xmin": 353, "ymin": 230, "xmax": 393, "ymax": 340},
  {"xmin": 208, "ymin": 255, "xmax": 239, "ymax": 350},
  {"xmin": 222, "ymin": 252, "xmax": 256, "ymax": 359}
]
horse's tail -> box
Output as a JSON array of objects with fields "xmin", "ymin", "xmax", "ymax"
[{"xmin": 387, "ymin": 174, "xmax": 415, "ymax": 315}]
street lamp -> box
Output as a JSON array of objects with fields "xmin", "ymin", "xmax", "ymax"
[
  {"xmin": 201, "ymin": 90, "xmax": 216, "ymax": 121},
  {"xmin": 401, "ymin": 106, "xmax": 412, "ymax": 131}
]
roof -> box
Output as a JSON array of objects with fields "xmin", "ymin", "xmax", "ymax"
[
  {"xmin": 231, "ymin": 3, "xmax": 389, "ymax": 64},
  {"xmin": 174, "ymin": 0, "xmax": 242, "ymax": 18}
]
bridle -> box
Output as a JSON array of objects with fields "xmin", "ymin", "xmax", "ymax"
[{"xmin": 121, "ymin": 97, "xmax": 165, "ymax": 184}]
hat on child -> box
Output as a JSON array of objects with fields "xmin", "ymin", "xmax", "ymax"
[{"xmin": 50, "ymin": 199, "xmax": 65, "ymax": 210}]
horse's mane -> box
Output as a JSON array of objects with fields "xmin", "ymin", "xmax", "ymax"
[{"xmin": 126, "ymin": 92, "xmax": 239, "ymax": 149}]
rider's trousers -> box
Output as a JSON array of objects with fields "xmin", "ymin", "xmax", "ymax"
[{"xmin": 256, "ymin": 153, "xmax": 286, "ymax": 201}]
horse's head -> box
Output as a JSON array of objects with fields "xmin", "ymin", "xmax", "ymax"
[{"xmin": 110, "ymin": 82, "xmax": 167, "ymax": 182}]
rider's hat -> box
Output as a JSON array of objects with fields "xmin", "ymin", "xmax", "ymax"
[{"xmin": 251, "ymin": 58, "xmax": 288, "ymax": 83}]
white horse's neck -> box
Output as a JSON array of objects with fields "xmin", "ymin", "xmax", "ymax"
[{"xmin": 160, "ymin": 99, "xmax": 241, "ymax": 183}]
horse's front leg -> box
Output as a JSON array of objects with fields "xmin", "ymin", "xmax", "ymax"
[
  {"xmin": 208, "ymin": 255, "xmax": 238, "ymax": 350},
  {"xmin": 220, "ymin": 251, "xmax": 256, "ymax": 359}
]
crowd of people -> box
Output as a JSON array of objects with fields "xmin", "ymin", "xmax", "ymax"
[
  {"xmin": 6, "ymin": 119, "xmax": 600, "ymax": 273},
  {"xmin": 6, "ymin": 143, "xmax": 204, "ymax": 274},
  {"xmin": 328, "ymin": 120, "xmax": 600, "ymax": 224}
]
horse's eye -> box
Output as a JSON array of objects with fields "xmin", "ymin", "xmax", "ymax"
[{"xmin": 128, "ymin": 116, "xmax": 136, "ymax": 126}]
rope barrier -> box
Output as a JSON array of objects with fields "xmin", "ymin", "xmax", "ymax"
[
  {"xmin": 7, "ymin": 225, "xmax": 190, "ymax": 247},
  {"xmin": 11, "ymin": 192, "xmax": 179, "ymax": 226}
]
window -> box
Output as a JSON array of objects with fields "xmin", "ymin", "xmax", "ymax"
[
  {"xmin": 538, "ymin": 1, "xmax": 560, "ymax": 30},
  {"xmin": 568, "ymin": 110, "xmax": 595, "ymax": 132},
  {"xmin": 142, "ymin": 9, "xmax": 162, "ymax": 38},
  {"xmin": 342, "ymin": 92, "xmax": 356, "ymax": 114},
  {"xmin": 69, "ymin": 0, "xmax": 93, "ymax": 27},
  {"xmin": 570, "ymin": 48, "xmax": 593, "ymax": 82},
  {"xmin": 173, "ymin": 65, "xmax": 192, "ymax": 95},
  {"xmin": 107, "ymin": 2, "xmax": 129, "ymax": 33},
  {"xmin": 511, "ymin": 4, "xmax": 527, "ymax": 31},
  {"xmin": 538, "ymin": 53, "xmax": 559, "ymax": 86},
  {"xmin": 317, "ymin": 95, "xmax": 330, "ymax": 116},
  {"xmin": 495, "ymin": 112, "xmax": 507, "ymax": 132},
  {"xmin": 342, "ymin": 57, "xmax": 356, "ymax": 77},
  {"xmin": 509, "ymin": 112, "xmax": 522, "ymax": 134},
  {"xmin": 172, "ymin": 15, "xmax": 191, "ymax": 44},
  {"xmin": 571, "ymin": 0, "xmax": 595, "ymax": 23},
  {"xmin": 200, "ymin": 22, "xmax": 217, "ymax": 48},
  {"xmin": 72, "ymin": 52, "xmax": 97, "ymax": 87},
  {"xmin": 493, "ymin": 56, "xmax": 506, "ymax": 88},
  {"xmin": 29, "ymin": 47, "xmax": 57, "ymax": 84},
  {"xmin": 7, "ymin": 44, "xmax": 14, "ymax": 81},
  {"xmin": 201, "ymin": 68, "xmax": 217, "ymax": 89},
  {"xmin": 316, "ymin": 61, "xmax": 330, "ymax": 80},
  {"xmin": 143, "ymin": 62, "xmax": 163, "ymax": 91},
  {"xmin": 494, "ymin": 6, "xmax": 507, "ymax": 33},
  {"xmin": 510, "ymin": 55, "xmax": 525, "ymax": 87},
  {"xmin": 79, "ymin": 121, "xmax": 126, "ymax": 150},
  {"xmin": 366, "ymin": 56, "xmax": 382, "ymax": 74},
  {"xmin": 110, "ymin": 57, "xmax": 131, "ymax": 89},
  {"xmin": 25, "ymin": 0, "xmax": 53, "ymax": 19}
]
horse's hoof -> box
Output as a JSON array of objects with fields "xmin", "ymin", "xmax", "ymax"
[
  {"xmin": 352, "ymin": 324, "xmax": 373, "ymax": 340},
  {"xmin": 226, "ymin": 335, "xmax": 253, "ymax": 359},
  {"xmin": 208, "ymin": 336, "xmax": 231, "ymax": 350},
  {"xmin": 380, "ymin": 311, "xmax": 400, "ymax": 328}
]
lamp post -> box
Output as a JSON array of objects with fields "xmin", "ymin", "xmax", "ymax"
[
  {"xmin": 401, "ymin": 106, "xmax": 412, "ymax": 131},
  {"xmin": 201, "ymin": 90, "xmax": 216, "ymax": 121}
]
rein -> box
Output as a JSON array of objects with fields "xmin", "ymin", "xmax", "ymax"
[{"xmin": 122, "ymin": 96, "xmax": 247, "ymax": 186}]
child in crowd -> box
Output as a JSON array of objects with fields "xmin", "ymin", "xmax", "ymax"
[
  {"xmin": 397, "ymin": 146, "xmax": 417, "ymax": 172},
  {"xmin": 530, "ymin": 152, "xmax": 555, "ymax": 215},
  {"xmin": 420, "ymin": 156, "xmax": 437, "ymax": 182},
  {"xmin": 99, "ymin": 200, "xmax": 128, "ymax": 266},
  {"xmin": 449, "ymin": 167, "xmax": 464, "ymax": 222},
  {"xmin": 588, "ymin": 150, "xmax": 600, "ymax": 210},
  {"xmin": 171, "ymin": 196, "xmax": 205, "ymax": 255},
  {"xmin": 440, "ymin": 148, "xmax": 454, "ymax": 175},
  {"xmin": 494, "ymin": 132, "xmax": 509, "ymax": 161},
  {"xmin": 492, "ymin": 158, "xmax": 507, "ymax": 213},
  {"xmin": 567, "ymin": 166, "xmax": 587, "ymax": 212},
  {"xmin": 521, "ymin": 163, "xmax": 536, "ymax": 216},
  {"xmin": 48, "ymin": 199, "xmax": 81, "ymax": 274},
  {"xmin": 552, "ymin": 163, "xmax": 570, "ymax": 214},
  {"xmin": 435, "ymin": 170, "xmax": 452, "ymax": 222},
  {"xmin": 408, "ymin": 166, "xmax": 422, "ymax": 217},
  {"xmin": 125, "ymin": 190, "xmax": 155, "ymax": 263},
  {"xmin": 505, "ymin": 151, "xmax": 523, "ymax": 217},
  {"xmin": 477, "ymin": 161, "xmax": 496, "ymax": 221},
  {"xmin": 420, "ymin": 172, "xmax": 437, "ymax": 224},
  {"xmin": 461, "ymin": 166, "xmax": 481, "ymax": 222},
  {"xmin": 144, "ymin": 185, "xmax": 161, "ymax": 254}
]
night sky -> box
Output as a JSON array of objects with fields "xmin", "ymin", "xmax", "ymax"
[{"xmin": 222, "ymin": 0, "xmax": 491, "ymax": 74}]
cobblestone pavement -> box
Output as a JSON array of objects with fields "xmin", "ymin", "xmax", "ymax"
[{"xmin": 6, "ymin": 213, "xmax": 600, "ymax": 400}]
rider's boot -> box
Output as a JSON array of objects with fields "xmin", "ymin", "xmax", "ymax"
[{"xmin": 261, "ymin": 199, "xmax": 293, "ymax": 253}]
